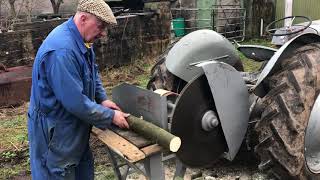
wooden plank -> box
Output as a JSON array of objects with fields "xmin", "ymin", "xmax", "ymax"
[
  {"xmin": 92, "ymin": 127, "xmax": 146, "ymax": 163},
  {"xmin": 113, "ymin": 128, "xmax": 153, "ymax": 148},
  {"xmin": 141, "ymin": 144, "xmax": 163, "ymax": 157}
]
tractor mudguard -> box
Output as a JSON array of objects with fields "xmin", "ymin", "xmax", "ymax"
[
  {"xmin": 237, "ymin": 44, "xmax": 277, "ymax": 62},
  {"xmin": 196, "ymin": 61, "xmax": 249, "ymax": 161},
  {"xmin": 165, "ymin": 30, "xmax": 241, "ymax": 82},
  {"xmin": 254, "ymin": 33, "xmax": 320, "ymax": 97}
]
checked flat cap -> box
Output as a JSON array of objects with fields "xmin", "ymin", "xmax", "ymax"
[{"xmin": 77, "ymin": 0, "xmax": 117, "ymax": 25}]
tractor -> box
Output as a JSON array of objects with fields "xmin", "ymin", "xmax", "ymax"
[{"xmin": 113, "ymin": 29, "xmax": 320, "ymax": 179}]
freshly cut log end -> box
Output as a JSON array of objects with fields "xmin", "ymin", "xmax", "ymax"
[
  {"xmin": 127, "ymin": 116, "xmax": 182, "ymax": 152},
  {"xmin": 169, "ymin": 137, "xmax": 181, "ymax": 152}
]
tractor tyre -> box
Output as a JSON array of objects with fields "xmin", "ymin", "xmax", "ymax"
[
  {"xmin": 146, "ymin": 56, "xmax": 180, "ymax": 92},
  {"xmin": 253, "ymin": 43, "xmax": 320, "ymax": 179},
  {"xmin": 146, "ymin": 44, "xmax": 187, "ymax": 93}
]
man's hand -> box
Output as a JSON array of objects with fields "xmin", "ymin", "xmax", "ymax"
[
  {"xmin": 113, "ymin": 110, "xmax": 130, "ymax": 129},
  {"xmin": 101, "ymin": 100, "xmax": 121, "ymax": 111}
]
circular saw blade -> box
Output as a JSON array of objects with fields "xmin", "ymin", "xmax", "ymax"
[{"xmin": 171, "ymin": 74, "xmax": 228, "ymax": 167}]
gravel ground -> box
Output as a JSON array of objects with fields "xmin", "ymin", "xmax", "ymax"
[
  {"xmin": 92, "ymin": 136, "xmax": 271, "ymax": 180},
  {"xmin": 116, "ymin": 158, "xmax": 269, "ymax": 180}
]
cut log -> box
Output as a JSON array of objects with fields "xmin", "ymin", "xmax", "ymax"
[{"xmin": 127, "ymin": 116, "xmax": 181, "ymax": 152}]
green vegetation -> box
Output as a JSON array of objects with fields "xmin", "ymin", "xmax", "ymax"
[
  {"xmin": 0, "ymin": 160, "xmax": 30, "ymax": 178},
  {"xmin": 238, "ymin": 51, "xmax": 263, "ymax": 72},
  {"xmin": 238, "ymin": 38, "xmax": 275, "ymax": 72},
  {"xmin": 95, "ymin": 164, "xmax": 116, "ymax": 180},
  {"xmin": 0, "ymin": 115, "xmax": 28, "ymax": 151},
  {"xmin": 0, "ymin": 108, "xmax": 30, "ymax": 179},
  {"xmin": 101, "ymin": 58, "xmax": 154, "ymax": 96},
  {"xmin": 242, "ymin": 38, "xmax": 274, "ymax": 47}
]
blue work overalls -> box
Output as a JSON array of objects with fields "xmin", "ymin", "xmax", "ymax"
[{"xmin": 28, "ymin": 17, "xmax": 115, "ymax": 179}]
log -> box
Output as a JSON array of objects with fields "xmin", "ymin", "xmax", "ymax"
[{"xmin": 127, "ymin": 116, "xmax": 181, "ymax": 152}]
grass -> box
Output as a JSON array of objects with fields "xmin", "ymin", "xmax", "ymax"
[
  {"xmin": 100, "ymin": 58, "xmax": 155, "ymax": 96},
  {"xmin": 95, "ymin": 164, "xmax": 116, "ymax": 180},
  {"xmin": 0, "ymin": 160, "xmax": 30, "ymax": 178},
  {"xmin": 0, "ymin": 115, "xmax": 28, "ymax": 151},
  {"xmin": 0, "ymin": 104, "xmax": 30, "ymax": 179},
  {"xmin": 242, "ymin": 38, "xmax": 275, "ymax": 47},
  {"xmin": 238, "ymin": 38, "xmax": 274, "ymax": 72},
  {"xmin": 0, "ymin": 37, "xmax": 273, "ymax": 179}
]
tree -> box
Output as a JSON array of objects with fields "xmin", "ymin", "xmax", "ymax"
[
  {"xmin": 50, "ymin": 0, "xmax": 63, "ymax": 14},
  {"xmin": 8, "ymin": 0, "xmax": 16, "ymax": 17}
]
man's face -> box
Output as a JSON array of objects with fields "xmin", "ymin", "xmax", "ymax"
[{"xmin": 82, "ymin": 14, "xmax": 107, "ymax": 43}]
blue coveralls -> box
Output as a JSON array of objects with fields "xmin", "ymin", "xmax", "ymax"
[{"xmin": 28, "ymin": 17, "xmax": 115, "ymax": 179}]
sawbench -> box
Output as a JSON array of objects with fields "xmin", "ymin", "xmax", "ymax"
[{"xmin": 92, "ymin": 127, "xmax": 170, "ymax": 180}]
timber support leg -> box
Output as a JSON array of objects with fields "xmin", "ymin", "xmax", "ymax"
[
  {"xmin": 106, "ymin": 146, "xmax": 123, "ymax": 180},
  {"xmin": 143, "ymin": 152, "xmax": 164, "ymax": 180},
  {"xmin": 174, "ymin": 158, "xmax": 186, "ymax": 179}
]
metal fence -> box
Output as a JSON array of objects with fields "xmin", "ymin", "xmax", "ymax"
[{"xmin": 171, "ymin": 5, "xmax": 246, "ymax": 42}]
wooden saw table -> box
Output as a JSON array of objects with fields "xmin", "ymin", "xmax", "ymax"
[{"xmin": 92, "ymin": 127, "xmax": 166, "ymax": 180}]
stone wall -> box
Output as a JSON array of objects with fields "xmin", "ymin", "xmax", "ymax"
[
  {"xmin": 96, "ymin": 1, "xmax": 171, "ymax": 69},
  {"xmin": 0, "ymin": 1, "xmax": 171, "ymax": 70},
  {"xmin": 0, "ymin": 19, "xmax": 66, "ymax": 67}
]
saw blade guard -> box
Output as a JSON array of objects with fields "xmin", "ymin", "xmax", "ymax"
[
  {"xmin": 165, "ymin": 29, "xmax": 243, "ymax": 83},
  {"xmin": 171, "ymin": 61, "xmax": 249, "ymax": 167}
]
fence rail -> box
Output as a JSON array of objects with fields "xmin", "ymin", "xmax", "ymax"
[{"xmin": 171, "ymin": 5, "xmax": 246, "ymax": 42}]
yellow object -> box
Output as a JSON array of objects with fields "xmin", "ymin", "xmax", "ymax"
[{"xmin": 85, "ymin": 43, "xmax": 93, "ymax": 48}]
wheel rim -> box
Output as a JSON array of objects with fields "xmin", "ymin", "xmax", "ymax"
[{"xmin": 305, "ymin": 94, "xmax": 320, "ymax": 173}]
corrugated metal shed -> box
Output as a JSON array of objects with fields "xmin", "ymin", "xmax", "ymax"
[{"xmin": 276, "ymin": 0, "xmax": 320, "ymax": 26}]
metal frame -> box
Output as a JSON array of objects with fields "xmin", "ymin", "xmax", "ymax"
[
  {"xmin": 106, "ymin": 146, "xmax": 164, "ymax": 180},
  {"xmin": 171, "ymin": 5, "xmax": 246, "ymax": 41}
]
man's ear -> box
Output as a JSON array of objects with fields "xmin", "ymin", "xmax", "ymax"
[{"xmin": 79, "ymin": 13, "xmax": 87, "ymax": 24}]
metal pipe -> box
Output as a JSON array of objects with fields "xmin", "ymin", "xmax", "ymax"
[{"xmin": 260, "ymin": 18, "xmax": 264, "ymax": 37}]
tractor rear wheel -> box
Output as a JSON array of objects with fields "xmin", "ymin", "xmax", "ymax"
[
  {"xmin": 253, "ymin": 43, "xmax": 320, "ymax": 179},
  {"xmin": 146, "ymin": 48, "xmax": 187, "ymax": 93}
]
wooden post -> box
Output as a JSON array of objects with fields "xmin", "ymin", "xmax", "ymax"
[{"xmin": 285, "ymin": 0, "xmax": 293, "ymax": 27}]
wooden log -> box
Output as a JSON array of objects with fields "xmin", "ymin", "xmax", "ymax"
[{"xmin": 127, "ymin": 116, "xmax": 181, "ymax": 152}]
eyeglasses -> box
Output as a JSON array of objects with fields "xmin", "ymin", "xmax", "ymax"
[{"xmin": 94, "ymin": 16, "xmax": 107, "ymax": 31}]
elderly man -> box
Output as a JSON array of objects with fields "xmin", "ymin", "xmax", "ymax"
[{"xmin": 27, "ymin": 0, "xmax": 129, "ymax": 179}]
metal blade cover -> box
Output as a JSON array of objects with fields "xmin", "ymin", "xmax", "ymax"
[
  {"xmin": 112, "ymin": 83, "xmax": 168, "ymax": 129},
  {"xmin": 197, "ymin": 61, "xmax": 249, "ymax": 161},
  {"xmin": 171, "ymin": 74, "xmax": 228, "ymax": 167}
]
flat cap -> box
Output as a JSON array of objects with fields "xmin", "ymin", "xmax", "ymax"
[{"xmin": 77, "ymin": 0, "xmax": 117, "ymax": 25}]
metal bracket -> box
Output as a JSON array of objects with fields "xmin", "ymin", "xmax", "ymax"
[{"xmin": 106, "ymin": 146, "xmax": 164, "ymax": 180}]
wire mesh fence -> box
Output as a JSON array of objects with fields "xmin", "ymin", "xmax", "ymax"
[{"xmin": 171, "ymin": 5, "xmax": 246, "ymax": 42}]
